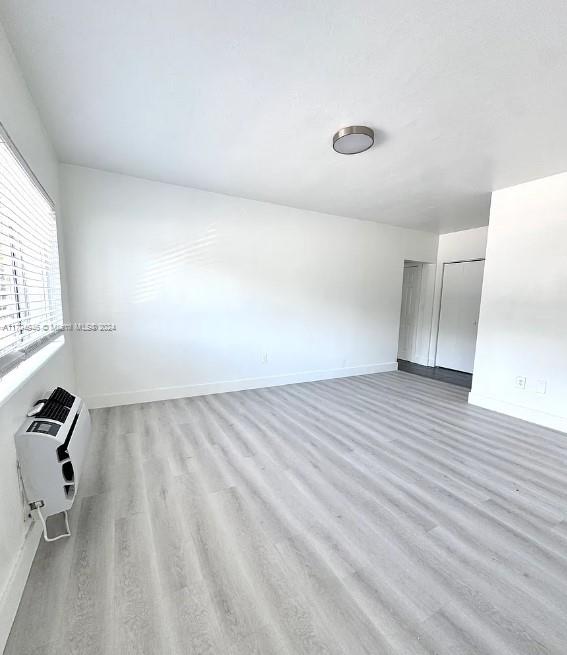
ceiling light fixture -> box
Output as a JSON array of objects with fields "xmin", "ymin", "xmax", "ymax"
[{"xmin": 332, "ymin": 125, "xmax": 374, "ymax": 155}]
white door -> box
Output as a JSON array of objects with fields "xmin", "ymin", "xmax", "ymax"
[
  {"xmin": 436, "ymin": 260, "xmax": 485, "ymax": 373},
  {"xmin": 398, "ymin": 265, "xmax": 420, "ymax": 361}
]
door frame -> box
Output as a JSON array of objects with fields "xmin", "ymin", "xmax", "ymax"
[{"xmin": 433, "ymin": 257, "xmax": 485, "ymax": 369}]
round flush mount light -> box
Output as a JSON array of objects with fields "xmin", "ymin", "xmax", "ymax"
[{"xmin": 332, "ymin": 125, "xmax": 374, "ymax": 155}]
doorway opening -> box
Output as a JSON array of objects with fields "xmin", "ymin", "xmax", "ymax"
[
  {"xmin": 396, "ymin": 258, "xmax": 485, "ymax": 390},
  {"xmin": 397, "ymin": 259, "xmax": 435, "ymax": 371},
  {"xmin": 397, "ymin": 262, "xmax": 423, "ymax": 363}
]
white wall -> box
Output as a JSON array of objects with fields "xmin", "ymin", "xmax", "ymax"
[
  {"xmin": 470, "ymin": 173, "xmax": 567, "ymax": 433},
  {"xmin": 60, "ymin": 164, "xmax": 438, "ymax": 408},
  {"xmin": 0, "ymin": 22, "xmax": 76, "ymax": 649},
  {"xmin": 437, "ymin": 225, "xmax": 489, "ymax": 263},
  {"xmin": 428, "ymin": 226, "xmax": 488, "ymax": 365}
]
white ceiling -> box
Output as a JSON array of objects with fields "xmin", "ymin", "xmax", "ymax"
[{"xmin": 2, "ymin": 1, "xmax": 567, "ymax": 233}]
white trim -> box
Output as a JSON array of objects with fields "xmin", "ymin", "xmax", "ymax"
[
  {"xmin": 0, "ymin": 522, "xmax": 41, "ymax": 653},
  {"xmin": 85, "ymin": 361, "xmax": 398, "ymax": 408},
  {"xmin": 0, "ymin": 336, "xmax": 65, "ymax": 409},
  {"xmin": 468, "ymin": 392, "xmax": 567, "ymax": 434}
]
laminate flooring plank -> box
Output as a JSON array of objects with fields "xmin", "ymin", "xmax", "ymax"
[
  {"xmin": 113, "ymin": 511, "xmax": 175, "ymax": 655},
  {"xmin": 6, "ymin": 371, "xmax": 567, "ymax": 655},
  {"xmin": 55, "ymin": 492, "xmax": 115, "ymax": 655}
]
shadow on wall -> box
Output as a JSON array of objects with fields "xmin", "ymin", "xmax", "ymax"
[{"xmin": 134, "ymin": 226, "xmax": 218, "ymax": 303}]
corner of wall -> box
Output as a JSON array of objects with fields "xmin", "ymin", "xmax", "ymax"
[{"xmin": 468, "ymin": 391, "xmax": 567, "ymax": 434}]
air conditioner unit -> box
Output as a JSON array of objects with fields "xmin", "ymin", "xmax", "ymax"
[{"xmin": 15, "ymin": 387, "xmax": 91, "ymax": 542}]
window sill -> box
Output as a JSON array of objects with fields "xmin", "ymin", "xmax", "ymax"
[{"xmin": 0, "ymin": 336, "xmax": 66, "ymax": 409}]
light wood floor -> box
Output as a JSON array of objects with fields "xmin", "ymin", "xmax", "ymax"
[{"xmin": 5, "ymin": 371, "xmax": 567, "ymax": 655}]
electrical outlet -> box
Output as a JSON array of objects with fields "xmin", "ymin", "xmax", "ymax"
[
  {"xmin": 535, "ymin": 379, "xmax": 547, "ymax": 394},
  {"xmin": 515, "ymin": 376, "xmax": 527, "ymax": 390},
  {"xmin": 262, "ymin": 352, "xmax": 269, "ymax": 364}
]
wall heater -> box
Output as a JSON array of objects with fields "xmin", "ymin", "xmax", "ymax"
[{"xmin": 15, "ymin": 387, "xmax": 91, "ymax": 542}]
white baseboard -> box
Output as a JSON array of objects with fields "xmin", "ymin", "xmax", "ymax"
[
  {"xmin": 86, "ymin": 361, "xmax": 398, "ymax": 408},
  {"xmin": 468, "ymin": 392, "xmax": 567, "ymax": 434},
  {"xmin": 0, "ymin": 522, "xmax": 41, "ymax": 653}
]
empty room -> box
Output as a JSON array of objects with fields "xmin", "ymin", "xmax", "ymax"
[{"xmin": 1, "ymin": 1, "xmax": 567, "ymax": 654}]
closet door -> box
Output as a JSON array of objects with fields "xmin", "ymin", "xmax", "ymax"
[{"xmin": 436, "ymin": 260, "xmax": 484, "ymax": 373}]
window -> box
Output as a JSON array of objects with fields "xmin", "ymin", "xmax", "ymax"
[{"xmin": 0, "ymin": 123, "xmax": 63, "ymax": 375}]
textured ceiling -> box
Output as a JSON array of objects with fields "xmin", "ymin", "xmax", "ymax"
[{"xmin": 2, "ymin": 0, "xmax": 567, "ymax": 232}]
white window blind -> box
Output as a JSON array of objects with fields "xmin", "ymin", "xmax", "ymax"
[{"xmin": 0, "ymin": 123, "xmax": 63, "ymax": 375}]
